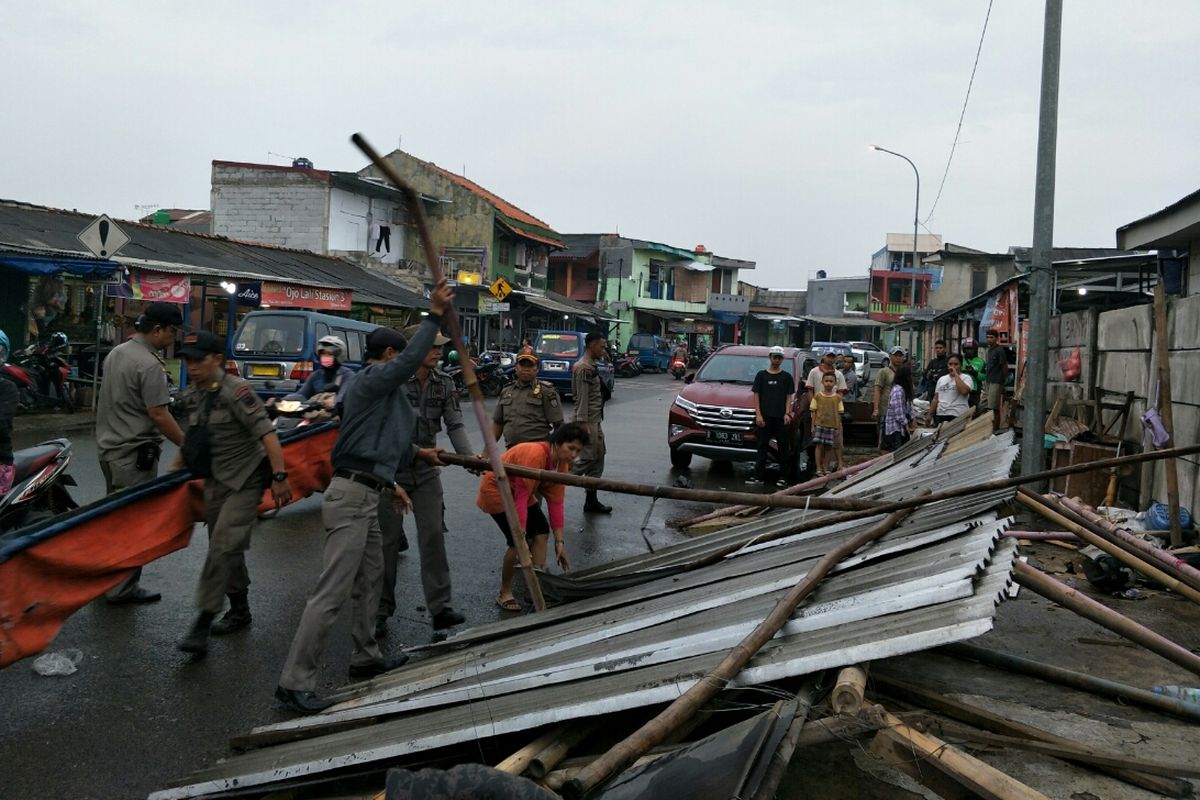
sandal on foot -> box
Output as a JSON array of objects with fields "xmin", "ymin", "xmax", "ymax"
[{"xmin": 495, "ymin": 597, "xmax": 522, "ymax": 612}]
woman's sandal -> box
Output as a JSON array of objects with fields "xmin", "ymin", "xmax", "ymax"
[{"xmin": 495, "ymin": 596, "xmax": 522, "ymax": 612}]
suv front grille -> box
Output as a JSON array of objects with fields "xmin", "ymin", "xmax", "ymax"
[{"xmin": 690, "ymin": 403, "xmax": 756, "ymax": 431}]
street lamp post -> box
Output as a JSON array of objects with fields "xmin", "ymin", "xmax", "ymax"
[{"xmin": 869, "ymin": 145, "xmax": 921, "ymax": 353}]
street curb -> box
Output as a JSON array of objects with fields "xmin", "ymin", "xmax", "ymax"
[{"xmin": 14, "ymin": 413, "xmax": 96, "ymax": 437}]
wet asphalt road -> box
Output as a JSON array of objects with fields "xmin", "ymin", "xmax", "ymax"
[{"xmin": 0, "ymin": 371, "xmax": 773, "ymax": 800}]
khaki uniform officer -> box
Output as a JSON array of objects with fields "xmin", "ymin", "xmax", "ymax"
[
  {"xmin": 376, "ymin": 326, "xmax": 474, "ymax": 637},
  {"xmin": 96, "ymin": 302, "xmax": 186, "ymax": 605},
  {"xmin": 492, "ymin": 350, "xmax": 563, "ymax": 447},
  {"xmin": 571, "ymin": 332, "xmax": 611, "ymax": 514},
  {"xmin": 175, "ymin": 331, "xmax": 292, "ymax": 656}
]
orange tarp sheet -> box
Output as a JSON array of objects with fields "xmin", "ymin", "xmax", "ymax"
[{"xmin": 0, "ymin": 426, "xmax": 337, "ymax": 668}]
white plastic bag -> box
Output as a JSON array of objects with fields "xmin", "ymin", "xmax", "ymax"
[{"xmin": 31, "ymin": 649, "xmax": 83, "ymax": 676}]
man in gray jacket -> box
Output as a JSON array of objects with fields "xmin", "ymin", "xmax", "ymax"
[{"xmin": 276, "ymin": 281, "xmax": 452, "ymax": 715}]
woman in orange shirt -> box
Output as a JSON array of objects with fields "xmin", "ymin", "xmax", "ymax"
[{"xmin": 477, "ymin": 422, "xmax": 590, "ymax": 611}]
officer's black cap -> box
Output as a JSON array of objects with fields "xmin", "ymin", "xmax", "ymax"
[
  {"xmin": 178, "ymin": 331, "xmax": 224, "ymax": 360},
  {"xmin": 142, "ymin": 302, "xmax": 184, "ymax": 328}
]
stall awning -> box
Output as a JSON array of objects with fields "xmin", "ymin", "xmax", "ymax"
[
  {"xmin": 799, "ymin": 315, "xmax": 885, "ymax": 328},
  {"xmin": 751, "ymin": 313, "xmax": 805, "ymax": 325},
  {"xmin": 0, "ymin": 254, "xmax": 118, "ymax": 278},
  {"xmin": 520, "ymin": 292, "xmax": 623, "ymax": 323}
]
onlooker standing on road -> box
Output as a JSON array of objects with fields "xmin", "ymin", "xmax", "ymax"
[
  {"xmin": 0, "ymin": 330, "xmax": 16, "ymax": 496},
  {"xmin": 960, "ymin": 338, "xmax": 984, "ymax": 407},
  {"xmin": 920, "ymin": 339, "xmax": 949, "ymax": 399},
  {"xmin": 882, "ymin": 365, "xmax": 917, "ymax": 452},
  {"xmin": 571, "ymin": 332, "xmax": 611, "ymax": 514},
  {"xmin": 276, "ymin": 281, "xmax": 452, "ymax": 715},
  {"xmin": 174, "ymin": 332, "xmax": 292, "ymax": 656},
  {"xmin": 749, "ymin": 345, "xmax": 795, "ymax": 487},
  {"xmin": 839, "ymin": 355, "xmax": 859, "ymax": 401},
  {"xmin": 871, "ymin": 346, "xmax": 907, "ymax": 449},
  {"xmin": 492, "ymin": 350, "xmax": 562, "ymax": 448},
  {"xmin": 95, "ymin": 302, "xmax": 186, "ymax": 605},
  {"xmin": 982, "ymin": 329, "xmax": 1009, "ymax": 429},
  {"xmin": 478, "ymin": 422, "xmax": 589, "ymax": 611},
  {"xmin": 809, "ymin": 371, "xmax": 844, "ymax": 476},
  {"xmin": 927, "ymin": 353, "xmax": 973, "ymax": 426},
  {"xmin": 376, "ymin": 325, "xmax": 474, "ymax": 639}
]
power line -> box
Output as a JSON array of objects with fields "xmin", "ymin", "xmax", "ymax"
[{"xmin": 923, "ymin": 0, "xmax": 994, "ymax": 224}]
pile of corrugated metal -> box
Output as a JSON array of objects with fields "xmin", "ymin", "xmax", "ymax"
[{"xmin": 152, "ymin": 414, "xmax": 1033, "ymax": 799}]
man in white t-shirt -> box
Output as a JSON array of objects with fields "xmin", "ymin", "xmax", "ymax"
[
  {"xmin": 927, "ymin": 353, "xmax": 974, "ymax": 425},
  {"xmin": 805, "ymin": 350, "xmax": 847, "ymax": 395}
]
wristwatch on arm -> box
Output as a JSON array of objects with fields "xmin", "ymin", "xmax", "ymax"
[{"xmin": 272, "ymin": 471, "xmax": 289, "ymax": 482}]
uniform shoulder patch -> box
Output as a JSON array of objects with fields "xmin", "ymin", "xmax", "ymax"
[{"xmin": 234, "ymin": 384, "xmax": 259, "ymax": 408}]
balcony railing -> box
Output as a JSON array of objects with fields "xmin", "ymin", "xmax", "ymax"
[{"xmin": 870, "ymin": 301, "xmax": 916, "ymax": 316}]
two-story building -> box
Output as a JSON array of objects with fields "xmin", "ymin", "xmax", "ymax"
[
  {"xmin": 357, "ymin": 149, "xmax": 565, "ymax": 291},
  {"xmin": 868, "ymin": 233, "xmax": 944, "ymax": 323},
  {"xmin": 801, "ymin": 275, "xmax": 880, "ymax": 344},
  {"xmin": 548, "ymin": 235, "xmax": 752, "ymax": 350}
]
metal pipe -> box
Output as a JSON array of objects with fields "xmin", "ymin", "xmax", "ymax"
[
  {"xmin": 1012, "ymin": 560, "xmax": 1200, "ymax": 677},
  {"xmin": 563, "ymin": 504, "xmax": 919, "ymax": 799},
  {"xmin": 351, "ymin": 134, "xmax": 545, "ymax": 611},
  {"xmin": 1020, "ymin": 0, "xmax": 1063, "ymax": 482},
  {"xmin": 942, "ymin": 642, "xmax": 1200, "ymax": 723}
]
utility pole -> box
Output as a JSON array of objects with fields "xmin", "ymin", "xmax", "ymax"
[{"xmin": 1021, "ymin": 0, "xmax": 1063, "ymax": 481}]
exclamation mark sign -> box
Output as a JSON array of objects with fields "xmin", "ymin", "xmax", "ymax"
[{"xmin": 98, "ymin": 220, "xmax": 110, "ymax": 256}]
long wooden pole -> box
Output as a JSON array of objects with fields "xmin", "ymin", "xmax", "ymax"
[
  {"xmin": 1152, "ymin": 281, "xmax": 1183, "ymax": 546},
  {"xmin": 1016, "ymin": 490, "xmax": 1200, "ymax": 605},
  {"xmin": 441, "ymin": 444, "xmax": 1200, "ymax": 539},
  {"xmin": 437, "ymin": 453, "xmax": 877, "ymax": 512},
  {"xmin": 352, "ymin": 134, "xmax": 545, "ymax": 611},
  {"xmin": 1012, "ymin": 560, "xmax": 1200, "ymax": 677},
  {"xmin": 671, "ymin": 454, "xmax": 888, "ymax": 529},
  {"xmin": 562, "ymin": 504, "xmax": 918, "ymax": 799}
]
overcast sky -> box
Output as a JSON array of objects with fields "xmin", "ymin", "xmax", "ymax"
[{"xmin": 3, "ymin": 1, "xmax": 1197, "ymax": 287}]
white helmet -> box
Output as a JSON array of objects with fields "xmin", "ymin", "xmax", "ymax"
[{"xmin": 316, "ymin": 335, "xmax": 346, "ymax": 359}]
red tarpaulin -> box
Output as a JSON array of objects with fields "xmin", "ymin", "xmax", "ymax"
[{"xmin": 0, "ymin": 425, "xmax": 337, "ymax": 668}]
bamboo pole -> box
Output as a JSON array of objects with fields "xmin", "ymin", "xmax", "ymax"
[
  {"xmin": 352, "ymin": 134, "xmax": 544, "ymax": 611},
  {"xmin": 562, "ymin": 504, "xmax": 919, "ymax": 799},
  {"xmin": 495, "ymin": 726, "xmax": 567, "ymax": 775},
  {"xmin": 526, "ymin": 723, "xmax": 599, "ymax": 781},
  {"xmin": 1152, "ymin": 281, "xmax": 1183, "ymax": 546},
  {"xmin": 748, "ymin": 681, "xmax": 822, "ymax": 800},
  {"xmin": 437, "ymin": 453, "xmax": 878, "ymax": 512},
  {"xmin": 1011, "ymin": 560, "xmax": 1200, "ymax": 677},
  {"xmin": 1055, "ymin": 495, "xmax": 1200, "ymax": 592},
  {"xmin": 874, "ymin": 670, "xmax": 1192, "ymax": 797},
  {"xmin": 671, "ymin": 454, "xmax": 888, "ymax": 529},
  {"xmin": 871, "ymin": 710, "xmax": 1051, "ymax": 800},
  {"xmin": 831, "ymin": 665, "xmax": 869, "ymax": 715},
  {"xmin": 1002, "ymin": 530, "xmax": 1080, "ymax": 542},
  {"xmin": 1016, "ymin": 490, "xmax": 1200, "ymax": 605},
  {"xmin": 940, "ymin": 643, "xmax": 1200, "ymax": 723}
]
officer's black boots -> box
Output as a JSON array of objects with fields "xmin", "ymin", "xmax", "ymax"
[
  {"xmin": 178, "ymin": 610, "xmax": 216, "ymax": 655},
  {"xmin": 583, "ymin": 490, "xmax": 612, "ymax": 514},
  {"xmin": 211, "ymin": 591, "xmax": 252, "ymax": 635}
]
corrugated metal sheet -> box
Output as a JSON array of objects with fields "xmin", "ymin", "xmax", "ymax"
[{"xmin": 150, "ymin": 431, "xmax": 1021, "ymax": 800}]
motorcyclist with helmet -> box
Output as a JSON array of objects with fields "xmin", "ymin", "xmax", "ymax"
[
  {"xmin": 0, "ymin": 330, "xmax": 17, "ymax": 496},
  {"xmin": 296, "ymin": 335, "xmax": 355, "ymax": 410}
]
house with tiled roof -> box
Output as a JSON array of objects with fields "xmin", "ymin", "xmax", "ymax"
[{"xmin": 357, "ymin": 149, "xmax": 564, "ymax": 290}]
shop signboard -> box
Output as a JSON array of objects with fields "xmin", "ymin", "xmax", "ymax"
[
  {"xmin": 667, "ymin": 320, "xmax": 715, "ymax": 334},
  {"xmin": 260, "ymin": 282, "xmax": 351, "ymax": 311},
  {"xmin": 235, "ymin": 282, "xmax": 262, "ymax": 308},
  {"xmin": 106, "ymin": 270, "xmax": 191, "ymax": 303}
]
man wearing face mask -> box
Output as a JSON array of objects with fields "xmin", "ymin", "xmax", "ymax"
[{"xmin": 296, "ymin": 336, "xmax": 354, "ymax": 410}]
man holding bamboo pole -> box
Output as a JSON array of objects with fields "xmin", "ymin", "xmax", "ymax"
[{"xmin": 275, "ymin": 282, "xmax": 454, "ymax": 716}]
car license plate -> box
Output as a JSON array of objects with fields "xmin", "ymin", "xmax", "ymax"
[
  {"xmin": 707, "ymin": 430, "xmax": 743, "ymax": 445},
  {"xmin": 249, "ymin": 364, "xmax": 282, "ymax": 378},
  {"xmin": 543, "ymin": 361, "xmax": 568, "ymax": 371}
]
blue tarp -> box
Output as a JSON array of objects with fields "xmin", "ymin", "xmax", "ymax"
[{"xmin": 0, "ymin": 254, "xmax": 118, "ymax": 278}]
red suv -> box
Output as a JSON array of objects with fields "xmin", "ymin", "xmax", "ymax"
[{"xmin": 668, "ymin": 344, "xmax": 815, "ymax": 473}]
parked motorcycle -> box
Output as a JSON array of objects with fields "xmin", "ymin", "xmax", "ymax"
[
  {"xmin": 475, "ymin": 361, "xmax": 507, "ymax": 397},
  {"xmin": 3, "ymin": 333, "xmax": 75, "ymax": 412},
  {"xmin": 0, "ymin": 438, "xmax": 79, "ymax": 533},
  {"xmin": 616, "ymin": 353, "xmax": 642, "ymax": 378},
  {"xmin": 670, "ymin": 356, "xmax": 687, "ymax": 380}
]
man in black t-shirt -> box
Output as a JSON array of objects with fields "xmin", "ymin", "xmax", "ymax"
[{"xmin": 749, "ymin": 346, "xmax": 795, "ymax": 487}]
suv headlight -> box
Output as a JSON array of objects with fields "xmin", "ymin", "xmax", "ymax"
[
  {"xmin": 669, "ymin": 424, "xmax": 687, "ymax": 438},
  {"xmin": 673, "ymin": 395, "xmax": 698, "ymax": 414}
]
